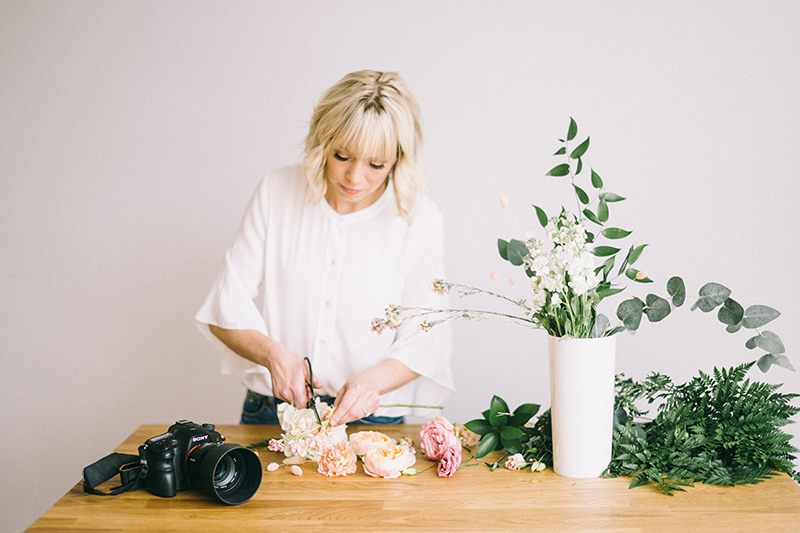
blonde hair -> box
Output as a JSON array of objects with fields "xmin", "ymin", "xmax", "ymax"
[{"xmin": 302, "ymin": 70, "xmax": 424, "ymax": 219}]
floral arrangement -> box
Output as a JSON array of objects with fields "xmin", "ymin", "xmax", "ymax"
[
  {"xmin": 250, "ymin": 403, "xmax": 480, "ymax": 479},
  {"xmin": 373, "ymin": 118, "xmax": 792, "ymax": 373}
]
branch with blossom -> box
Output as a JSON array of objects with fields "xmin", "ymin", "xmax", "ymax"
[{"xmin": 372, "ymin": 117, "xmax": 792, "ymax": 372}]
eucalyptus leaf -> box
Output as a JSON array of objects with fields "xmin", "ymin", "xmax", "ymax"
[
  {"xmin": 591, "ymin": 313, "xmax": 610, "ymax": 338},
  {"xmin": 547, "ymin": 163, "xmax": 571, "ymax": 177},
  {"xmin": 692, "ymin": 282, "xmax": 731, "ymax": 312},
  {"xmin": 600, "ymin": 192, "xmax": 626, "ymax": 202},
  {"xmin": 497, "ymin": 238, "xmax": 509, "ymax": 261},
  {"xmin": 570, "ymin": 137, "xmax": 590, "ymax": 159},
  {"xmin": 753, "ymin": 331, "xmax": 785, "ymax": 355},
  {"xmin": 574, "ymin": 184, "xmax": 590, "ymax": 204},
  {"xmin": 756, "ymin": 354, "xmax": 796, "ymax": 373},
  {"xmin": 593, "ymin": 246, "xmax": 621, "ymax": 257},
  {"xmin": 567, "ymin": 117, "xmax": 578, "ymax": 141},
  {"xmin": 726, "ymin": 322, "xmax": 743, "ymax": 334},
  {"xmin": 602, "ymin": 227, "xmax": 632, "ymax": 239},
  {"xmin": 645, "ymin": 294, "xmax": 671, "ymax": 322},
  {"xmin": 617, "ymin": 297, "xmax": 644, "ymax": 331},
  {"xmin": 591, "ymin": 169, "xmax": 603, "ymax": 189},
  {"xmin": 717, "ymin": 298, "xmax": 744, "ymax": 327},
  {"xmin": 533, "ymin": 205, "xmax": 548, "ymax": 227},
  {"xmin": 742, "ymin": 305, "xmax": 781, "ymax": 329},
  {"xmin": 667, "ymin": 276, "xmax": 686, "ymax": 307},
  {"xmin": 506, "ymin": 239, "xmax": 529, "ymax": 266}
]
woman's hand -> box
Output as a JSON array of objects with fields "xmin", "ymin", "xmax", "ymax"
[
  {"xmin": 330, "ymin": 358, "xmax": 419, "ymax": 426},
  {"xmin": 207, "ymin": 325, "xmax": 321, "ymax": 408},
  {"xmin": 264, "ymin": 343, "xmax": 321, "ymax": 409}
]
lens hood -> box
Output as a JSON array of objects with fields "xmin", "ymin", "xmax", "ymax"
[{"xmin": 186, "ymin": 443, "xmax": 262, "ymax": 505}]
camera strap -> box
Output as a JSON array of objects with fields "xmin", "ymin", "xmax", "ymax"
[{"xmin": 82, "ymin": 452, "xmax": 145, "ymax": 496}]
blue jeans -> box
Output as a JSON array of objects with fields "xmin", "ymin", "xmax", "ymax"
[{"xmin": 240, "ymin": 389, "xmax": 405, "ymax": 425}]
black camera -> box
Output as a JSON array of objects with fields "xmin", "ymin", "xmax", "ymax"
[{"xmin": 138, "ymin": 420, "xmax": 262, "ymax": 505}]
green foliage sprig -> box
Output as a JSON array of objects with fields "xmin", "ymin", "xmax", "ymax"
[
  {"xmin": 606, "ymin": 362, "xmax": 800, "ymax": 495},
  {"xmin": 463, "ymin": 396, "xmax": 540, "ymax": 459}
]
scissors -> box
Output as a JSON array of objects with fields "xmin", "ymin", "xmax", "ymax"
[{"xmin": 303, "ymin": 357, "xmax": 322, "ymax": 425}]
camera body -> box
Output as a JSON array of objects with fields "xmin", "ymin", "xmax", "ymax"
[{"xmin": 138, "ymin": 420, "xmax": 262, "ymax": 505}]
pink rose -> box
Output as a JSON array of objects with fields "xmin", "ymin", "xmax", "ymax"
[
  {"xmin": 266, "ymin": 462, "xmax": 280, "ymax": 472},
  {"xmin": 420, "ymin": 416, "xmax": 460, "ymax": 461},
  {"xmin": 290, "ymin": 465, "xmax": 303, "ymax": 476},
  {"xmin": 504, "ymin": 453, "xmax": 526, "ymax": 471},
  {"xmin": 349, "ymin": 431, "xmax": 397, "ymax": 456},
  {"xmin": 437, "ymin": 446, "xmax": 462, "ymax": 478},
  {"xmin": 317, "ymin": 442, "xmax": 357, "ymax": 477},
  {"xmin": 363, "ymin": 444, "xmax": 416, "ymax": 479}
]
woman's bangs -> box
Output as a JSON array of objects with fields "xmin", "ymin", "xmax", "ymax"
[{"xmin": 334, "ymin": 110, "xmax": 398, "ymax": 162}]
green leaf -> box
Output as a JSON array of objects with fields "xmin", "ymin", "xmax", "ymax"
[
  {"xmin": 601, "ymin": 256, "xmax": 615, "ymax": 278},
  {"xmin": 667, "ymin": 277, "xmax": 686, "ymax": 307},
  {"xmin": 617, "ymin": 297, "xmax": 644, "ymax": 331},
  {"xmin": 753, "ymin": 331, "xmax": 785, "ymax": 354},
  {"xmin": 500, "ymin": 426, "xmax": 525, "ymax": 441},
  {"xmin": 593, "ymin": 246, "xmax": 621, "ymax": 257},
  {"xmin": 508, "ymin": 403, "xmax": 540, "ymax": 426},
  {"xmin": 742, "ymin": 305, "xmax": 781, "ymax": 329},
  {"xmin": 506, "ymin": 239, "xmax": 528, "ymax": 266},
  {"xmin": 691, "ymin": 282, "xmax": 731, "ymax": 312},
  {"xmin": 463, "ymin": 419, "xmax": 494, "ymax": 436},
  {"xmin": 757, "ymin": 354, "xmax": 796, "ymax": 373},
  {"xmin": 497, "ymin": 239, "xmax": 508, "ymax": 261},
  {"xmin": 501, "ymin": 437, "xmax": 523, "ymax": 454},
  {"xmin": 597, "ymin": 287, "xmax": 625, "ymax": 299},
  {"xmin": 626, "ymin": 268, "xmax": 653, "ymax": 283},
  {"xmin": 546, "ymin": 163, "xmax": 570, "ymax": 177},
  {"xmin": 488, "ymin": 395, "xmax": 510, "ymax": 427},
  {"xmin": 598, "ymin": 199, "xmax": 609, "ymax": 222},
  {"xmin": 576, "ymin": 158, "xmax": 583, "ymax": 175},
  {"xmin": 591, "ymin": 169, "xmax": 603, "ymax": 189},
  {"xmin": 627, "ymin": 244, "xmax": 648, "ymax": 265},
  {"xmin": 726, "ymin": 322, "xmax": 743, "ymax": 333},
  {"xmin": 567, "ymin": 117, "xmax": 578, "ymax": 141},
  {"xmin": 645, "ymin": 294, "xmax": 671, "ymax": 322},
  {"xmin": 475, "ymin": 432, "xmax": 500, "ymax": 459},
  {"xmin": 600, "ymin": 192, "xmax": 625, "ymax": 202},
  {"xmin": 533, "ymin": 205, "xmax": 548, "ymax": 227},
  {"xmin": 554, "ymin": 147, "xmax": 566, "ymax": 155},
  {"xmin": 574, "ymin": 184, "xmax": 589, "ymax": 204},
  {"xmin": 717, "ymin": 298, "xmax": 744, "ymax": 327},
  {"xmin": 583, "ymin": 208, "xmax": 602, "ymax": 225},
  {"xmin": 570, "ymin": 137, "xmax": 590, "ymax": 159},
  {"xmin": 601, "ymin": 227, "xmax": 632, "ymax": 239}
]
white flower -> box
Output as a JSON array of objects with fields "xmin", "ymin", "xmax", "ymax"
[{"xmin": 550, "ymin": 293, "xmax": 562, "ymax": 307}]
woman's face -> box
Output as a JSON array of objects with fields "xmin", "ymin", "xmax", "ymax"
[{"xmin": 324, "ymin": 149, "xmax": 394, "ymax": 214}]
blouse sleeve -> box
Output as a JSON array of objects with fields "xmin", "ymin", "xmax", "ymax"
[
  {"xmin": 382, "ymin": 201, "xmax": 455, "ymax": 409},
  {"xmin": 194, "ymin": 177, "xmax": 270, "ymax": 374}
]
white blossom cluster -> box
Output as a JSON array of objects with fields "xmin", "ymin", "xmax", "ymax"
[{"xmin": 524, "ymin": 212, "xmax": 599, "ymax": 311}]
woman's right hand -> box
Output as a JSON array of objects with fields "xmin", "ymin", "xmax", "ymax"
[
  {"xmin": 264, "ymin": 343, "xmax": 322, "ymax": 408},
  {"xmin": 208, "ymin": 325, "xmax": 321, "ymax": 408}
]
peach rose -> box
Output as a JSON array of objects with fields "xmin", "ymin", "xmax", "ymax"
[
  {"xmin": 420, "ymin": 416, "xmax": 460, "ymax": 461},
  {"xmin": 437, "ymin": 446, "xmax": 462, "ymax": 478},
  {"xmin": 454, "ymin": 423, "xmax": 480, "ymax": 448},
  {"xmin": 349, "ymin": 431, "xmax": 397, "ymax": 457},
  {"xmin": 289, "ymin": 465, "xmax": 303, "ymax": 476},
  {"xmin": 363, "ymin": 444, "xmax": 416, "ymax": 479},
  {"xmin": 317, "ymin": 442, "xmax": 358, "ymax": 477}
]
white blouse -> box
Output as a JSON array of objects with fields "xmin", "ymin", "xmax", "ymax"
[{"xmin": 195, "ymin": 164, "xmax": 454, "ymax": 417}]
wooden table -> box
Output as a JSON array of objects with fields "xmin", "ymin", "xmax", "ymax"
[{"xmin": 29, "ymin": 424, "xmax": 800, "ymax": 532}]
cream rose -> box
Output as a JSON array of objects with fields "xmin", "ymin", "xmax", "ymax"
[{"xmin": 362, "ymin": 444, "xmax": 416, "ymax": 479}]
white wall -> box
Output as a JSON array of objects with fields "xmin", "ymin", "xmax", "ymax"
[{"xmin": 2, "ymin": 1, "xmax": 798, "ymax": 531}]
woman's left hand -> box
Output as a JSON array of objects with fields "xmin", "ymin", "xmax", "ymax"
[
  {"xmin": 330, "ymin": 373, "xmax": 381, "ymax": 426},
  {"xmin": 329, "ymin": 358, "xmax": 420, "ymax": 426}
]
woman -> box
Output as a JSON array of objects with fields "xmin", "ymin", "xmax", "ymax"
[{"xmin": 195, "ymin": 70, "xmax": 453, "ymax": 427}]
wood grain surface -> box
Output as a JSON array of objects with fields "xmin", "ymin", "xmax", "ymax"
[{"xmin": 28, "ymin": 424, "xmax": 800, "ymax": 532}]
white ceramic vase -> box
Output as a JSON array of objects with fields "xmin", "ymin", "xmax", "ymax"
[{"xmin": 548, "ymin": 334, "xmax": 617, "ymax": 478}]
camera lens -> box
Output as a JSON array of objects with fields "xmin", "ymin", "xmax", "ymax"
[{"xmin": 186, "ymin": 443, "xmax": 262, "ymax": 505}]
